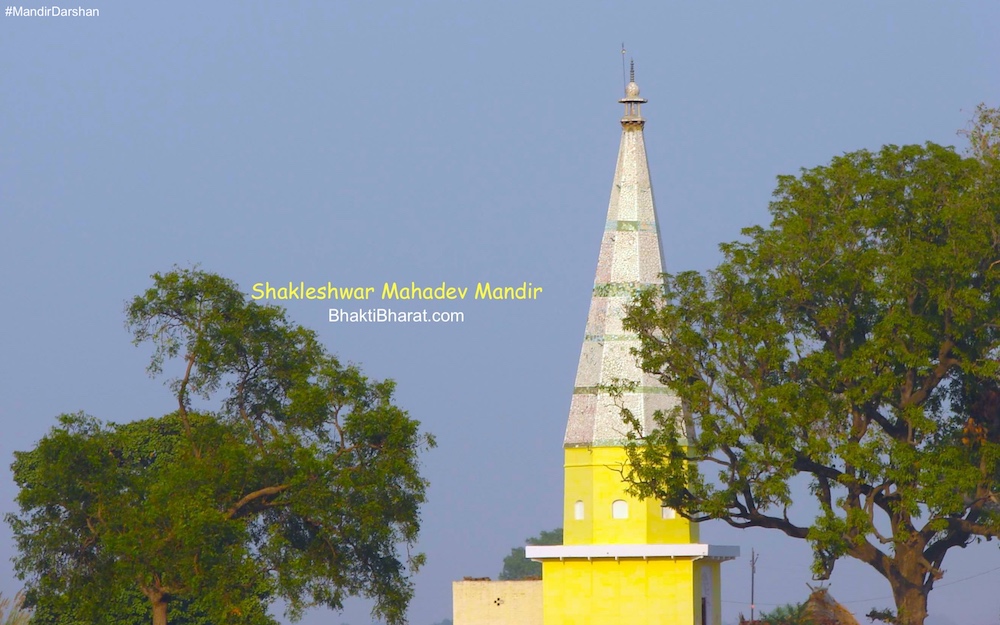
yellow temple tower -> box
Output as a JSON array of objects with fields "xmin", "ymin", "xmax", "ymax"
[{"xmin": 525, "ymin": 64, "xmax": 739, "ymax": 625}]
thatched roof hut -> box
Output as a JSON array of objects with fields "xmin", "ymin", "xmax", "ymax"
[
  {"xmin": 801, "ymin": 587, "xmax": 860, "ymax": 625},
  {"xmin": 738, "ymin": 586, "xmax": 860, "ymax": 625}
]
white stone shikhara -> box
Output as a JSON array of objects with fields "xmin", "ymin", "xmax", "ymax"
[
  {"xmin": 454, "ymin": 68, "xmax": 737, "ymax": 625},
  {"xmin": 564, "ymin": 76, "xmax": 683, "ymax": 448}
]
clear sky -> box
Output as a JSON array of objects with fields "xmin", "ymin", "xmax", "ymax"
[{"xmin": 2, "ymin": 3, "xmax": 999, "ymax": 625}]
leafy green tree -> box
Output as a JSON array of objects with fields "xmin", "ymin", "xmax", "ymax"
[
  {"xmin": 757, "ymin": 602, "xmax": 811, "ymax": 625},
  {"xmin": 498, "ymin": 528, "xmax": 562, "ymax": 580},
  {"xmin": 620, "ymin": 112, "xmax": 1000, "ymax": 625},
  {"xmin": 960, "ymin": 103, "xmax": 1000, "ymax": 162},
  {"xmin": 7, "ymin": 269, "xmax": 434, "ymax": 625},
  {"xmin": 26, "ymin": 579, "xmax": 275, "ymax": 625}
]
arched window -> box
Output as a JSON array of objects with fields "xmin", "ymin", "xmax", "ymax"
[
  {"xmin": 611, "ymin": 499, "xmax": 629, "ymax": 519},
  {"xmin": 574, "ymin": 500, "xmax": 585, "ymax": 520}
]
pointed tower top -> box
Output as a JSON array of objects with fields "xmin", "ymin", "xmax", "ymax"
[
  {"xmin": 563, "ymin": 69, "xmax": 679, "ymax": 448},
  {"xmin": 620, "ymin": 60, "xmax": 647, "ymax": 125}
]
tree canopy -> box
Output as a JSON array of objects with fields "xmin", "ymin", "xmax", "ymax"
[
  {"xmin": 498, "ymin": 528, "xmax": 562, "ymax": 580},
  {"xmin": 7, "ymin": 268, "xmax": 434, "ymax": 625},
  {"xmin": 755, "ymin": 602, "xmax": 810, "ymax": 625},
  {"xmin": 621, "ymin": 108, "xmax": 1000, "ymax": 625}
]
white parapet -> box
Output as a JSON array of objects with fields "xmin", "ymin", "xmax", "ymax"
[{"xmin": 525, "ymin": 543, "xmax": 740, "ymax": 562}]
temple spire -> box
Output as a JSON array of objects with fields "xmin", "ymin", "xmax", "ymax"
[
  {"xmin": 523, "ymin": 69, "xmax": 738, "ymax": 625},
  {"xmin": 619, "ymin": 60, "xmax": 647, "ymax": 125},
  {"xmin": 563, "ymin": 67, "xmax": 678, "ymax": 449}
]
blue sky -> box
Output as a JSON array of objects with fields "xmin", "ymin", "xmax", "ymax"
[{"xmin": 2, "ymin": 3, "xmax": 999, "ymax": 624}]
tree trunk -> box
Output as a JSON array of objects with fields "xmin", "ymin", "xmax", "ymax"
[
  {"xmin": 890, "ymin": 579, "xmax": 928, "ymax": 625},
  {"xmin": 143, "ymin": 588, "xmax": 169, "ymax": 625},
  {"xmin": 151, "ymin": 596, "xmax": 168, "ymax": 625}
]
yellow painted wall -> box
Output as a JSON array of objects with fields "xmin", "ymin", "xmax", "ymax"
[
  {"xmin": 563, "ymin": 446, "xmax": 698, "ymax": 545},
  {"xmin": 452, "ymin": 580, "xmax": 542, "ymax": 625},
  {"xmin": 552, "ymin": 446, "xmax": 726, "ymax": 625},
  {"xmin": 541, "ymin": 558, "xmax": 695, "ymax": 625},
  {"xmin": 692, "ymin": 561, "xmax": 723, "ymax": 625}
]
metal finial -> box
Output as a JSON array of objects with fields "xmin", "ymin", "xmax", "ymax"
[{"xmin": 619, "ymin": 56, "xmax": 645, "ymax": 123}]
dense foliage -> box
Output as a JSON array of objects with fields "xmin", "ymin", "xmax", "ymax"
[
  {"xmin": 498, "ymin": 528, "xmax": 562, "ymax": 580},
  {"xmin": 7, "ymin": 269, "xmax": 434, "ymax": 625},
  {"xmin": 621, "ymin": 108, "xmax": 1000, "ymax": 625},
  {"xmin": 757, "ymin": 602, "xmax": 810, "ymax": 625}
]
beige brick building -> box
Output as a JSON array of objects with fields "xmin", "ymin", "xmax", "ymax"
[{"xmin": 452, "ymin": 580, "xmax": 542, "ymax": 625}]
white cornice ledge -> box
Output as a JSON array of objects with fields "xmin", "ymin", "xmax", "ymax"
[{"xmin": 525, "ymin": 544, "xmax": 740, "ymax": 562}]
